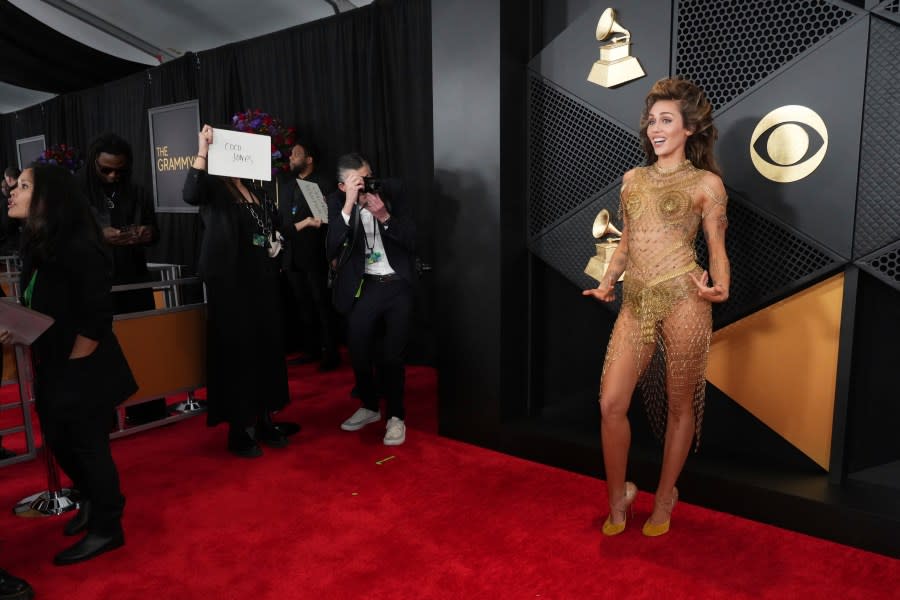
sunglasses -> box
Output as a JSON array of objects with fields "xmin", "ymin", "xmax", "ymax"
[{"xmin": 96, "ymin": 160, "xmax": 130, "ymax": 176}]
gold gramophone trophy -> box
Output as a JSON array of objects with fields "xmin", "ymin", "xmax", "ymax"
[
  {"xmin": 584, "ymin": 209, "xmax": 624, "ymax": 283},
  {"xmin": 587, "ymin": 8, "xmax": 645, "ymax": 88}
]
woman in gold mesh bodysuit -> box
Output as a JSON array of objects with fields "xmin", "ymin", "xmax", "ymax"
[{"xmin": 583, "ymin": 78, "xmax": 730, "ymax": 537}]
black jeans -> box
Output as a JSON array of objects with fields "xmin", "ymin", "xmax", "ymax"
[{"xmin": 346, "ymin": 278, "xmax": 412, "ymax": 420}]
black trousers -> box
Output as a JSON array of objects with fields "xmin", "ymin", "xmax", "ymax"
[
  {"xmin": 346, "ymin": 278, "xmax": 412, "ymax": 420},
  {"xmin": 37, "ymin": 398, "xmax": 124, "ymax": 535},
  {"xmin": 286, "ymin": 268, "xmax": 339, "ymax": 359}
]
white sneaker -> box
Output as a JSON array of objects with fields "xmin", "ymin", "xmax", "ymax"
[
  {"xmin": 383, "ymin": 417, "xmax": 406, "ymax": 446},
  {"xmin": 341, "ymin": 408, "xmax": 381, "ymax": 431}
]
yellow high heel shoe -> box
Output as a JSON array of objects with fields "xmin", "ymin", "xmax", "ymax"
[
  {"xmin": 642, "ymin": 487, "xmax": 678, "ymax": 537},
  {"xmin": 601, "ymin": 481, "xmax": 637, "ymax": 536}
]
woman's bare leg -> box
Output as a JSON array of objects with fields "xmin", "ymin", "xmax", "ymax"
[
  {"xmin": 649, "ymin": 301, "xmax": 710, "ymax": 524},
  {"xmin": 600, "ymin": 314, "xmax": 652, "ymax": 523}
]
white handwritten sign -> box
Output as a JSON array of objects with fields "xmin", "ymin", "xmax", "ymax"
[
  {"xmin": 208, "ymin": 128, "xmax": 272, "ymax": 181},
  {"xmin": 297, "ymin": 179, "xmax": 329, "ymax": 223}
]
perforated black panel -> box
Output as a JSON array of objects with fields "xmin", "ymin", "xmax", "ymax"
[
  {"xmin": 855, "ymin": 19, "xmax": 900, "ymax": 258},
  {"xmin": 675, "ymin": 0, "xmax": 857, "ymax": 110},
  {"xmin": 527, "ymin": 74, "xmax": 644, "ymax": 238},
  {"xmin": 530, "ymin": 185, "xmax": 624, "ymax": 313},
  {"xmin": 875, "ymin": 1, "xmax": 900, "ymax": 27},
  {"xmin": 694, "ymin": 193, "xmax": 843, "ymax": 327},
  {"xmin": 876, "ymin": 0, "xmax": 900, "ymax": 15},
  {"xmin": 858, "ymin": 240, "xmax": 900, "ymax": 293}
]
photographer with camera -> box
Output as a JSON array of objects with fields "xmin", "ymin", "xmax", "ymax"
[{"xmin": 326, "ymin": 153, "xmax": 415, "ymax": 445}]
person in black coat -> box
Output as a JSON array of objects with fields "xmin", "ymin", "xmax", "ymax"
[
  {"xmin": 81, "ymin": 133, "xmax": 166, "ymax": 425},
  {"xmin": 183, "ymin": 124, "xmax": 291, "ymax": 458},
  {"xmin": 277, "ymin": 140, "xmax": 340, "ymax": 369},
  {"xmin": 2, "ymin": 164, "xmax": 137, "ymax": 566},
  {"xmin": 325, "ymin": 153, "xmax": 415, "ymax": 446}
]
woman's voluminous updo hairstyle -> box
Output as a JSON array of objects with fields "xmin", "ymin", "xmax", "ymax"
[
  {"xmin": 640, "ymin": 77, "xmax": 720, "ymax": 176},
  {"xmin": 23, "ymin": 163, "xmax": 103, "ymax": 263}
]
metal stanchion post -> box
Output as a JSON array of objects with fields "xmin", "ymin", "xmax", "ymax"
[
  {"xmin": 171, "ymin": 390, "xmax": 206, "ymax": 414},
  {"xmin": 13, "ymin": 445, "xmax": 79, "ymax": 516},
  {"xmin": 11, "ymin": 344, "xmax": 79, "ymax": 517}
]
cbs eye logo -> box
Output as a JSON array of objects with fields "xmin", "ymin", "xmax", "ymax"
[{"xmin": 749, "ymin": 105, "xmax": 827, "ymax": 183}]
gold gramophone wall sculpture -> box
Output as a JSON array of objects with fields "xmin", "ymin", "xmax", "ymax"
[
  {"xmin": 587, "ymin": 8, "xmax": 645, "ymax": 88},
  {"xmin": 584, "ymin": 209, "xmax": 624, "ymax": 283}
]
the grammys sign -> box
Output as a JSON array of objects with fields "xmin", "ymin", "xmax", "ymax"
[
  {"xmin": 749, "ymin": 105, "xmax": 828, "ymax": 183},
  {"xmin": 148, "ymin": 100, "xmax": 201, "ymax": 213}
]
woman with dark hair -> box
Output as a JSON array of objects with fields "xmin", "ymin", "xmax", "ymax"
[
  {"xmin": 182, "ymin": 124, "xmax": 291, "ymax": 458},
  {"xmin": 583, "ymin": 77, "xmax": 730, "ymax": 537},
  {"xmin": 2, "ymin": 164, "xmax": 137, "ymax": 564}
]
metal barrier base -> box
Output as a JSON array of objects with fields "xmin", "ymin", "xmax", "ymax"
[
  {"xmin": 171, "ymin": 397, "xmax": 206, "ymax": 414},
  {"xmin": 14, "ymin": 488, "xmax": 79, "ymax": 517}
]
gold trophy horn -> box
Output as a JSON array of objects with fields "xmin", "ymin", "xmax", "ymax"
[
  {"xmin": 584, "ymin": 208, "xmax": 624, "ymax": 283},
  {"xmin": 591, "ymin": 208, "xmax": 622, "ymax": 240},
  {"xmin": 587, "ymin": 8, "xmax": 646, "ymax": 88}
]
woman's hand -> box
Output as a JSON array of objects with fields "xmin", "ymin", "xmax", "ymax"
[
  {"xmin": 582, "ymin": 282, "xmax": 616, "ymax": 303},
  {"xmin": 0, "ymin": 329, "xmax": 13, "ymax": 345},
  {"xmin": 198, "ymin": 124, "xmax": 213, "ymax": 154},
  {"xmin": 192, "ymin": 125, "xmax": 213, "ymax": 171},
  {"xmin": 689, "ymin": 270, "xmax": 729, "ymax": 303}
]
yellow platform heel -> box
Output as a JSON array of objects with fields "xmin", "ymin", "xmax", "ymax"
[
  {"xmin": 601, "ymin": 481, "xmax": 637, "ymax": 536},
  {"xmin": 642, "ymin": 487, "xmax": 678, "ymax": 537}
]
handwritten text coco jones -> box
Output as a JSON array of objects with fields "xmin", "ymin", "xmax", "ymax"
[{"xmin": 225, "ymin": 142, "xmax": 254, "ymax": 165}]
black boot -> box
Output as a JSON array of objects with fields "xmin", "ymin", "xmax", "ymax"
[
  {"xmin": 53, "ymin": 529, "xmax": 125, "ymax": 566},
  {"xmin": 227, "ymin": 425, "xmax": 262, "ymax": 458},
  {"xmin": 0, "ymin": 569, "xmax": 33, "ymax": 600},
  {"xmin": 63, "ymin": 500, "xmax": 91, "ymax": 536},
  {"xmin": 256, "ymin": 413, "xmax": 289, "ymax": 448}
]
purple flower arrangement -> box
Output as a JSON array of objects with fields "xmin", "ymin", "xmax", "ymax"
[{"xmin": 231, "ymin": 109, "xmax": 297, "ymax": 175}]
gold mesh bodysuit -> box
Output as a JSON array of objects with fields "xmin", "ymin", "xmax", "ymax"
[{"xmin": 601, "ymin": 160, "xmax": 726, "ymax": 449}]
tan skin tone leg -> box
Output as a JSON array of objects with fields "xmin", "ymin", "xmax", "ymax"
[
  {"xmin": 599, "ymin": 313, "xmax": 653, "ymax": 525},
  {"xmin": 647, "ymin": 301, "xmax": 708, "ymax": 524}
]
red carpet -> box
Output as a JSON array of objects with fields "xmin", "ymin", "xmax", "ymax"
[{"xmin": 1, "ymin": 359, "xmax": 898, "ymax": 599}]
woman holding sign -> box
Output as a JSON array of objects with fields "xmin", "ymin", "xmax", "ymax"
[{"xmin": 183, "ymin": 124, "xmax": 291, "ymax": 458}]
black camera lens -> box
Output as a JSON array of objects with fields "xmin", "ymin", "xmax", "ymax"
[{"xmin": 362, "ymin": 176, "xmax": 382, "ymax": 194}]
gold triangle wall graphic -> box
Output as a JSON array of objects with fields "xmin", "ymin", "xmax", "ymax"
[{"xmin": 707, "ymin": 274, "xmax": 844, "ymax": 470}]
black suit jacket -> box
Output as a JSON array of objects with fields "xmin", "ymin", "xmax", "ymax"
[
  {"xmin": 22, "ymin": 234, "xmax": 137, "ymax": 413},
  {"xmin": 325, "ymin": 178, "xmax": 416, "ymax": 314},
  {"xmin": 277, "ymin": 170, "xmax": 334, "ymax": 273}
]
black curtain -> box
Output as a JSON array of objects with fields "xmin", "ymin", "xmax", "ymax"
[
  {"xmin": 0, "ymin": 0, "xmax": 147, "ymax": 93},
  {"xmin": 0, "ymin": 0, "xmax": 434, "ymax": 359}
]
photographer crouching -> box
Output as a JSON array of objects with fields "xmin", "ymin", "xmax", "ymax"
[{"xmin": 326, "ymin": 153, "xmax": 416, "ymax": 445}]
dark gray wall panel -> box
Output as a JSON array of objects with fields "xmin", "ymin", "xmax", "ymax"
[
  {"xmin": 854, "ymin": 17, "xmax": 900, "ymax": 258},
  {"xmin": 676, "ymin": 0, "xmax": 860, "ymax": 111},
  {"xmin": 874, "ymin": 0, "xmax": 900, "ymax": 23},
  {"xmin": 527, "ymin": 76, "xmax": 643, "ymax": 237},
  {"xmin": 529, "ymin": 0, "xmax": 672, "ymax": 130},
  {"xmin": 857, "ymin": 239, "xmax": 900, "ymax": 292},
  {"xmin": 713, "ymin": 18, "xmax": 869, "ymax": 259}
]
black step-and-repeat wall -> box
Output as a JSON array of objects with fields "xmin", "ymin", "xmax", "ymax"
[{"xmin": 527, "ymin": 0, "xmax": 900, "ymax": 487}]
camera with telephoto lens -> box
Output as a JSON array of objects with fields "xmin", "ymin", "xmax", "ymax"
[{"xmin": 362, "ymin": 176, "xmax": 382, "ymax": 194}]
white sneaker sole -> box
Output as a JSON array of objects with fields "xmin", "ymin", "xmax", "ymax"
[
  {"xmin": 383, "ymin": 433, "xmax": 406, "ymax": 446},
  {"xmin": 341, "ymin": 413, "xmax": 381, "ymax": 431}
]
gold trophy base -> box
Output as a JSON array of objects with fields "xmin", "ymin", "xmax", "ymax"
[
  {"xmin": 587, "ymin": 56, "xmax": 645, "ymax": 88},
  {"xmin": 585, "ymin": 242, "xmax": 624, "ymax": 283},
  {"xmin": 584, "ymin": 256, "xmax": 608, "ymax": 282}
]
